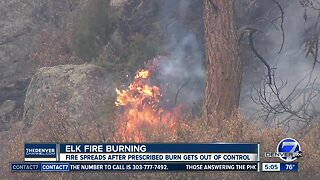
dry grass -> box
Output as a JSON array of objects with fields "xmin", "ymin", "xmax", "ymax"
[
  {"xmin": 30, "ymin": 30, "xmax": 84, "ymax": 68},
  {"xmin": 1, "ymin": 108, "xmax": 320, "ymax": 179}
]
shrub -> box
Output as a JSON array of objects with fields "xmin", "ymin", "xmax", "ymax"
[
  {"xmin": 71, "ymin": 0, "xmax": 117, "ymax": 60},
  {"xmin": 93, "ymin": 32, "xmax": 163, "ymax": 82},
  {"xmin": 125, "ymin": 33, "xmax": 163, "ymax": 73}
]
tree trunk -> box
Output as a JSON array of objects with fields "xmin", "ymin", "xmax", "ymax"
[{"xmin": 203, "ymin": 0, "xmax": 241, "ymax": 119}]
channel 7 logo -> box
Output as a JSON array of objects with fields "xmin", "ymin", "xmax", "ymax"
[{"xmin": 265, "ymin": 138, "xmax": 302, "ymax": 162}]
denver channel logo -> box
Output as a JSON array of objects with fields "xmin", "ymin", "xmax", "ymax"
[{"xmin": 265, "ymin": 138, "xmax": 302, "ymax": 162}]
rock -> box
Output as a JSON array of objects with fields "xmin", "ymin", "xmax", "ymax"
[
  {"xmin": 110, "ymin": 0, "xmax": 128, "ymax": 7},
  {"xmin": 0, "ymin": 78, "xmax": 30, "ymax": 109},
  {"xmin": 23, "ymin": 64, "xmax": 116, "ymax": 129},
  {"xmin": 0, "ymin": 78, "xmax": 29, "ymax": 132},
  {"xmin": 0, "ymin": 0, "xmax": 76, "ymax": 86},
  {"xmin": 0, "ymin": 100, "xmax": 17, "ymax": 131},
  {"xmin": 0, "ymin": 100, "xmax": 16, "ymax": 115},
  {"xmin": 0, "ymin": 0, "xmax": 87, "ymax": 131}
]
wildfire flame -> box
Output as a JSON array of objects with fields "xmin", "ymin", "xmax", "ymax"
[{"xmin": 115, "ymin": 63, "xmax": 181, "ymax": 142}]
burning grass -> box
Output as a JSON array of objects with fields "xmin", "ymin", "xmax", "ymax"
[
  {"xmin": 1, "ymin": 62, "xmax": 320, "ymax": 179},
  {"xmin": 114, "ymin": 63, "xmax": 182, "ymax": 142}
]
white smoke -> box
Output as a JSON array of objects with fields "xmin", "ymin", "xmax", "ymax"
[
  {"xmin": 240, "ymin": 0, "xmax": 320, "ymax": 130},
  {"xmin": 154, "ymin": 0, "xmax": 205, "ymax": 111}
]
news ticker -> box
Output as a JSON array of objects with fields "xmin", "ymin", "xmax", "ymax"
[
  {"xmin": 10, "ymin": 162, "xmax": 299, "ymax": 172},
  {"xmin": 9, "ymin": 143, "xmax": 299, "ymax": 172},
  {"xmin": 11, "ymin": 162, "xmax": 259, "ymax": 172}
]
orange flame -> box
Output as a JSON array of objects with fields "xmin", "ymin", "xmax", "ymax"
[{"xmin": 115, "ymin": 66, "xmax": 181, "ymax": 142}]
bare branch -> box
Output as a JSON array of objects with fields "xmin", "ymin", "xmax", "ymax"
[
  {"xmin": 173, "ymin": 79, "xmax": 190, "ymax": 107},
  {"xmin": 271, "ymin": 0, "xmax": 285, "ymax": 54},
  {"xmin": 248, "ymin": 29, "xmax": 273, "ymax": 84},
  {"xmin": 252, "ymin": 70, "xmax": 320, "ymax": 130}
]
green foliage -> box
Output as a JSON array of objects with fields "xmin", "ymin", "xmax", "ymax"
[
  {"xmin": 93, "ymin": 32, "xmax": 163, "ymax": 79},
  {"xmin": 93, "ymin": 30, "xmax": 124, "ymax": 71},
  {"xmin": 71, "ymin": 0, "xmax": 164, "ymax": 80},
  {"xmin": 125, "ymin": 33, "xmax": 163, "ymax": 73},
  {"xmin": 71, "ymin": 0, "xmax": 117, "ymax": 60}
]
